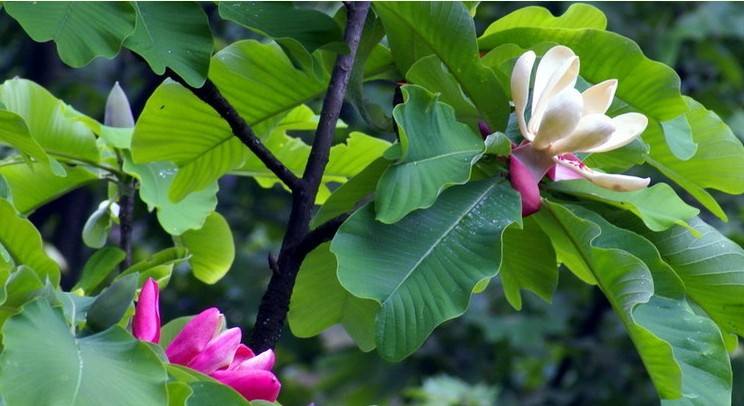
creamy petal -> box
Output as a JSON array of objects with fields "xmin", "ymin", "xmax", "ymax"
[
  {"xmin": 532, "ymin": 88, "xmax": 583, "ymax": 151},
  {"xmin": 582, "ymin": 79, "xmax": 618, "ymax": 115},
  {"xmin": 584, "ymin": 112, "xmax": 648, "ymax": 153},
  {"xmin": 510, "ymin": 51, "xmax": 536, "ymax": 141},
  {"xmin": 529, "ymin": 46, "xmax": 579, "ymax": 133},
  {"xmin": 554, "ymin": 157, "xmax": 650, "ymax": 191},
  {"xmin": 550, "ymin": 113, "xmax": 615, "ymax": 155}
]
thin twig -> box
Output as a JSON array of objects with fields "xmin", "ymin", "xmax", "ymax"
[
  {"xmin": 172, "ymin": 77, "xmax": 301, "ymax": 191},
  {"xmin": 118, "ymin": 177, "xmax": 136, "ymax": 270},
  {"xmin": 295, "ymin": 213, "xmax": 350, "ymax": 259}
]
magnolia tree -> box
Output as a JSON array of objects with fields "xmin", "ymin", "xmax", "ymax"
[{"xmin": 0, "ymin": 1, "xmax": 742, "ymax": 405}]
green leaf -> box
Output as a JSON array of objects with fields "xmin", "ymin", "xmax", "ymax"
[
  {"xmin": 638, "ymin": 217, "xmax": 744, "ymax": 338},
  {"xmin": 123, "ymin": 155, "xmax": 218, "ymax": 236},
  {"xmin": 0, "ymin": 198, "xmax": 59, "ymax": 285},
  {"xmin": 73, "ymin": 247, "xmax": 127, "ymax": 295},
  {"xmin": 218, "ymin": 2, "xmax": 343, "ymax": 55},
  {"xmin": 132, "ymin": 39, "xmax": 330, "ymax": 201},
  {"xmin": 82, "ymin": 200, "xmax": 114, "ymax": 249},
  {"xmin": 0, "ymin": 162, "xmax": 97, "ymax": 214},
  {"xmin": 499, "ymin": 218, "xmax": 557, "ymax": 311},
  {"xmin": 0, "ymin": 267, "xmax": 43, "ymax": 326},
  {"xmin": 289, "ymin": 243, "xmax": 378, "ymax": 352},
  {"xmin": 375, "ymin": 85, "xmax": 484, "ymax": 223},
  {"xmin": 374, "ymin": 1, "xmax": 510, "ymax": 128},
  {"xmin": 187, "ymin": 382, "xmax": 249, "ymax": 406},
  {"xmin": 484, "ymin": 132, "xmax": 512, "ymax": 157},
  {"xmin": 178, "ymin": 212, "xmax": 235, "ymax": 285},
  {"xmin": 0, "ymin": 299, "xmax": 168, "ymax": 405},
  {"xmin": 119, "ymin": 247, "xmax": 190, "ymax": 286},
  {"xmin": 479, "ymin": 24, "xmax": 687, "ymax": 122},
  {"xmin": 5, "ymin": 2, "xmax": 136, "ymax": 67},
  {"xmin": 0, "ymin": 78, "xmax": 100, "ymax": 163},
  {"xmin": 547, "ymin": 180, "xmax": 700, "ymax": 234},
  {"xmin": 534, "ymin": 201, "xmax": 731, "ymax": 403},
  {"xmin": 311, "ymin": 157, "xmax": 390, "ymax": 228},
  {"xmin": 333, "ymin": 179, "xmax": 521, "ymax": 360},
  {"xmin": 0, "ymin": 110, "xmax": 56, "ymax": 170},
  {"xmin": 643, "ymin": 97, "xmax": 744, "ymax": 220},
  {"xmin": 124, "ymin": 2, "xmax": 213, "ymax": 88},
  {"xmin": 86, "ymin": 273, "xmax": 138, "ymax": 332},
  {"xmin": 405, "ymin": 55, "xmax": 479, "ymax": 124},
  {"xmin": 661, "ymin": 115, "xmax": 697, "ymax": 161},
  {"xmin": 481, "ymin": 3, "xmax": 607, "ymax": 35}
]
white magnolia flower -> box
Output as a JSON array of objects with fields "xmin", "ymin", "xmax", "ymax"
[{"xmin": 508, "ymin": 45, "xmax": 650, "ymax": 215}]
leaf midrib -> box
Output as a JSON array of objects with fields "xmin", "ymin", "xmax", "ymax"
[{"xmin": 382, "ymin": 181, "xmax": 498, "ymax": 304}]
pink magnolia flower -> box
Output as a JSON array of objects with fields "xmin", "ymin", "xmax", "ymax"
[
  {"xmin": 132, "ymin": 278, "xmax": 281, "ymax": 402},
  {"xmin": 508, "ymin": 45, "xmax": 650, "ymax": 216}
]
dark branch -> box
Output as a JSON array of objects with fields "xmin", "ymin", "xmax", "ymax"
[
  {"xmin": 118, "ymin": 177, "xmax": 136, "ymax": 270},
  {"xmin": 249, "ymin": 1, "xmax": 371, "ymax": 352},
  {"xmin": 173, "ymin": 77, "xmax": 301, "ymax": 191},
  {"xmin": 296, "ymin": 213, "xmax": 350, "ymax": 259}
]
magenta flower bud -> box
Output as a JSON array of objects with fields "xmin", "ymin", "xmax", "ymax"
[
  {"xmin": 132, "ymin": 278, "xmax": 160, "ymax": 343},
  {"xmin": 229, "ymin": 349, "xmax": 276, "ymax": 371},
  {"xmin": 211, "ymin": 369, "xmax": 281, "ymax": 402},
  {"xmin": 478, "ymin": 121, "xmax": 492, "ymax": 139},
  {"xmin": 510, "ymin": 154, "xmax": 542, "ymax": 216},
  {"xmin": 187, "ymin": 327, "xmax": 242, "ymax": 374},
  {"xmin": 104, "ymin": 82, "xmax": 135, "ymax": 128},
  {"xmin": 166, "ymin": 307, "xmax": 222, "ymax": 365}
]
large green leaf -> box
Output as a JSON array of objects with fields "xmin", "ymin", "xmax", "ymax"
[
  {"xmin": 132, "ymin": 40, "xmax": 329, "ymax": 201},
  {"xmin": 534, "ymin": 201, "xmax": 731, "ymax": 403},
  {"xmin": 123, "ymin": 155, "xmax": 217, "ymax": 236},
  {"xmin": 218, "ymin": 2, "xmax": 343, "ymax": 56},
  {"xmin": 643, "ymin": 97, "xmax": 744, "ymax": 220},
  {"xmin": 0, "ymin": 162, "xmax": 97, "ymax": 214},
  {"xmin": 178, "ymin": 212, "xmax": 235, "ymax": 285},
  {"xmin": 85, "ymin": 273, "xmax": 138, "ymax": 332},
  {"xmin": 638, "ymin": 217, "xmax": 744, "ymax": 338},
  {"xmin": 124, "ymin": 2, "xmax": 213, "ymax": 88},
  {"xmin": 499, "ymin": 218, "xmax": 558, "ymax": 311},
  {"xmin": 333, "ymin": 179, "xmax": 521, "ymax": 360},
  {"xmin": 548, "ymin": 180, "xmax": 699, "ymax": 234},
  {"xmin": 5, "ymin": 2, "xmax": 136, "ymax": 67},
  {"xmin": 72, "ymin": 247, "xmax": 127, "ymax": 295},
  {"xmin": 119, "ymin": 247, "xmax": 190, "ymax": 287},
  {"xmin": 289, "ymin": 243, "xmax": 378, "ymax": 351},
  {"xmin": 375, "ymin": 85, "xmax": 484, "ymax": 223},
  {"xmin": 374, "ymin": 2, "xmax": 510, "ymax": 128},
  {"xmin": 0, "ymin": 199, "xmax": 59, "ymax": 285},
  {"xmin": 0, "ymin": 110, "xmax": 57, "ymax": 171},
  {"xmin": 481, "ymin": 3, "xmax": 607, "ymax": 34},
  {"xmin": 0, "ymin": 299, "xmax": 168, "ymax": 405},
  {"xmin": 0, "ymin": 78, "xmax": 100, "ymax": 163},
  {"xmin": 478, "ymin": 22, "xmax": 686, "ymax": 122}
]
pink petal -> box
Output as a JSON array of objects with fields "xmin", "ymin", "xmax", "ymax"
[
  {"xmin": 510, "ymin": 154, "xmax": 542, "ymax": 216},
  {"xmin": 166, "ymin": 307, "xmax": 222, "ymax": 365},
  {"xmin": 187, "ymin": 328, "xmax": 242, "ymax": 374},
  {"xmin": 547, "ymin": 154, "xmax": 585, "ymax": 181},
  {"xmin": 229, "ymin": 344, "xmax": 256, "ymax": 367},
  {"xmin": 211, "ymin": 369, "xmax": 282, "ymax": 402},
  {"xmin": 230, "ymin": 349, "xmax": 276, "ymax": 372},
  {"xmin": 133, "ymin": 278, "xmax": 160, "ymax": 343}
]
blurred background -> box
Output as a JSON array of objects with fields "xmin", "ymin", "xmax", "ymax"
[{"xmin": 2, "ymin": 2, "xmax": 744, "ymax": 405}]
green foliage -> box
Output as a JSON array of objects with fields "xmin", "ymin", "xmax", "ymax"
[
  {"xmin": 5, "ymin": 2, "xmax": 136, "ymax": 67},
  {"xmin": 85, "ymin": 273, "xmax": 138, "ymax": 332},
  {"xmin": 72, "ymin": 247, "xmax": 126, "ymax": 295},
  {"xmin": 179, "ymin": 212, "xmax": 235, "ymax": 285},
  {"xmin": 0, "ymin": 163, "xmax": 97, "ymax": 214},
  {"xmin": 0, "ymin": 198, "xmax": 59, "ymax": 284},
  {"xmin": 375, "ymin": 85, "xmax": 484, "ymax": 223},
  {"xmin": 0, "ymin": 299, "xmax": 168, "ymax": 405},
  {"xmin": 124, "ymin": 3, "xmax": 213, "ymax": 88},
  {"xmin": 333, "ymin": 179, "xmax": 521, "ymax": 360}
]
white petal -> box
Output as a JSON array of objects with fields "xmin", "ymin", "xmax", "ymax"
[
  {"xmin": 532, "ymin": 88, "xmax": 583, "ymax": 151},
  {"xmin": 529, "ymin": 46, "xmax": 579, "ymax": 133},
  {"xmin": 510, "ymin": 51, "xmax": 536, "ymax": 141},
  {"xmin": 584, "ymin": 112, "xmax": 649, "ymax": 153},
  {"xmin": 582, "ymin": 79, "xmax": 618, "ymax": 115},
  {"xmin": 554, "ymin": 157, "xmax": 650, "ymax": 191},
  {"xmin": 550, "ymin": 114, "xmax": 615, "ymax": 155}
]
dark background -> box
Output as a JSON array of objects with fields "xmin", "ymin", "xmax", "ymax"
[{"xmin": 2, "ymin": 2, "xmax": 743, "ymax": 405}]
